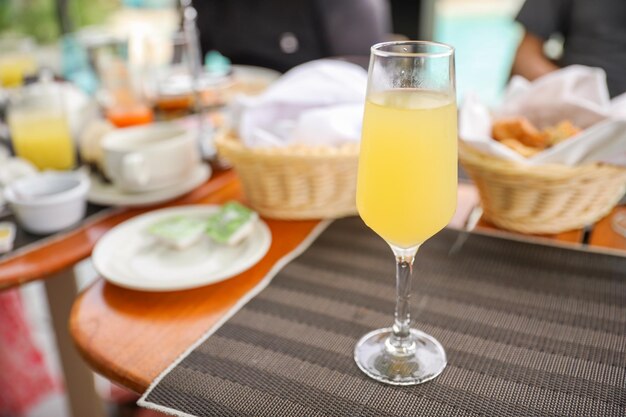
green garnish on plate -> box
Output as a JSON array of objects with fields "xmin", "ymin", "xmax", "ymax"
[
  {"xmin": 205, "ymin": 202, "xmax": 258, "ymax": 245},
  {"xmin": 148, "ymin": 216, "xmax": 206, "ymax": 249}
]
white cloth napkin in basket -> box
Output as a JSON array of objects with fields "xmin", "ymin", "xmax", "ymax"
[
  {"xmin": 460, "ymin": 65, "xmax": 626, "ymax": 167},
  {"xmin": 233, "ymin": 59, "xmax": 367, "ymax": 148}
]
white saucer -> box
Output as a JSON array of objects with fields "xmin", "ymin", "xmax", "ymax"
[
  {"xmin": 93, "ymin": 205, "xmax": 272, "ymax": 291},
  {"xmin": 87, "ymin": 164, "xmax": 211, "ymax": 207}
]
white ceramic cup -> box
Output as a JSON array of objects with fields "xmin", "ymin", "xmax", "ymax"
[{"xmin": 101, "ymin": 123, "xmax": 200, "ymax": 193}]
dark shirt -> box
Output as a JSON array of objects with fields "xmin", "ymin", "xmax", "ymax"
[
  {"xmin": 193, "ymin": 0, "xmax": 390, "ymax": 73},
  {"xmin": 516, "ymin": 0, "xmax": 626, "ymax": 97}
]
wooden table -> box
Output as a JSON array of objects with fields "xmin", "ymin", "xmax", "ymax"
[
  {"xmin": 0, "ymin": 169, "xmax": 236, "ymax": 417},
  {"xmin": 71, "ymin": 178, "xmax": 320, "ymax": 392},
  {"xmin": 0, "ymin": 170, "xmax": 236, "ymax": 290},
  {"xmin": 70, "ymin": 177, "xmax": 626, "ymax": 394}
]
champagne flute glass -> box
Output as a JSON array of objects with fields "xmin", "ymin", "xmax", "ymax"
[{"xmin": 355, "ymin": 41, "xmax": 457, "ymax": 385}]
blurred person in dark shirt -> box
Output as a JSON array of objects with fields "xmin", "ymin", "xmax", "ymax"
[
  {"xmin": 194, "ymin": 0, "xmax": 391, "ymax": 73},
  {"xmin": 512, "ymin": 0, "xmax": 626, "ymax": 97}
]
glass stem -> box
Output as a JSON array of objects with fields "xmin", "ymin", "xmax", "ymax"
[{"xmin": 389, "ymin": 245, "xmax": 420, "ymax": 354}]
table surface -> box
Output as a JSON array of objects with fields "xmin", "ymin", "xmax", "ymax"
[
  {"xmin": 0, "ymin": 169, "xmax": 236, "ymax": 291},
  {"xmin": 69, "ymin": 174, "xmax": 626, "ymax": 393},
  {"xmin": 71, "ymin": 177, "xmax": 320, "ymax": 392}
]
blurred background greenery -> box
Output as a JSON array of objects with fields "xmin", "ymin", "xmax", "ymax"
[{"xmin": 0, "ymin": 0, "xmax": 118, "ymax": 43}]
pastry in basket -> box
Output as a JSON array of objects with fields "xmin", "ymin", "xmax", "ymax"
[
  {"xmin": 498, "ymin": 138, "xmax": 541, "ymax": 157},
  {"xmin": 492, "ymin": 117, "xmax": 549, "ymax": 149},
  {"xmin": 543, "ymin": 120, "xmax": 582, "ymax": 146},
  {"xmin": 492, "ymin": 117, "xmax": 582, "ymax": 157}
]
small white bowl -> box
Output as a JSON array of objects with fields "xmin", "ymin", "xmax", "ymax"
[{"xmin": 4, "ymin": 172, "xmax": 90, "ymax": 235}]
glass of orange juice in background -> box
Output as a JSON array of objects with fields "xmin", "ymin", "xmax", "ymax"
[
  {"xmin": 105, "ymin": 88, "xmax": 154, "ymax": 128},
  {"xmin": 8, "ymin": 82, "xmax": 76, "ymax": 170},
  {"xmin": 95, "ymin": 45, "xmax": 154, "ymax": 128},
  {"xmin": 0, "ymin": 36, "xmax": 38, "ymax": 88}
]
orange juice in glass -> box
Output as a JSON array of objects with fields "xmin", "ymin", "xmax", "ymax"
[
  {"xmin": 102, "ymin": 70, "xmax": 154, "ymax": 128},
  {"xmin": 0, "ymin": 54, "xmax": 37, "ymax": 87},
  {"xmin": 357, "ymin": 89, "xmax": 457, "ymax": 247},
  {"xmin": 8, "ymin": 84, "xmax": 75, "ymax": 170},
  {"xmin": 106, "ymin": 102, "xmax": 154, "ymax": 128},
  {"xmin": 0, "ymin": 37, "xmax": 37, "ymax": 88}
]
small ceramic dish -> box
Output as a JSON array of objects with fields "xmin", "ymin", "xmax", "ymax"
[{"xmin": 4, "ymin": 172, "xmax": 90, "ymax": 235}]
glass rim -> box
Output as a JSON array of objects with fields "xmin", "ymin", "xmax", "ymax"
[{"xmin": 370, "ymin": 40, "xmax": 455, "ymax": 59}]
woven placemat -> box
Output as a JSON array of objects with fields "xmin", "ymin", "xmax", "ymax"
[{"xmin": 140, "ymin": 217, "xmax": 626, "ymax": 417}]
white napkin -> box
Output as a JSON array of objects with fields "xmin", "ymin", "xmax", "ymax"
[
  {"xmin": 234, "ymin": 60, "xmax": 367, "ymax": 148},
  {"xmin": 460, "ymin": 65, "xmax": 626, "ymax": 166}
]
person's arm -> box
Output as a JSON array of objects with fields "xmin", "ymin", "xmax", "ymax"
[
  {"xmin": 511, "ymin": 31, "xmax": 560, "ymax": 80},
  {"xmin": 512, "ymin": 0, "xmax": 572, "ymax": 80}
]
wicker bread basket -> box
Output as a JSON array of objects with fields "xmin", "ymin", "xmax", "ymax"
[
  {"xmin": 459, "ymin": 141, "xmax": 626, "ymax": 234},
  {"xmin": 215, "ymin": 130, "xmax": 359, "ymax": 219}
]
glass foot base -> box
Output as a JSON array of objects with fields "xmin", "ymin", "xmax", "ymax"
[{"xmin": 354, "ymin": 328, "xmax": 446, "ymax": 385}]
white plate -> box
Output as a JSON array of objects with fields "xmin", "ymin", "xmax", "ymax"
[
  {"xmin": 87, "ymin": 164, "xmax": 211, "ymax": 207},
  {"xmin": 93, "ymin": 205, "xmax": 272, "ymax": 291}
]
